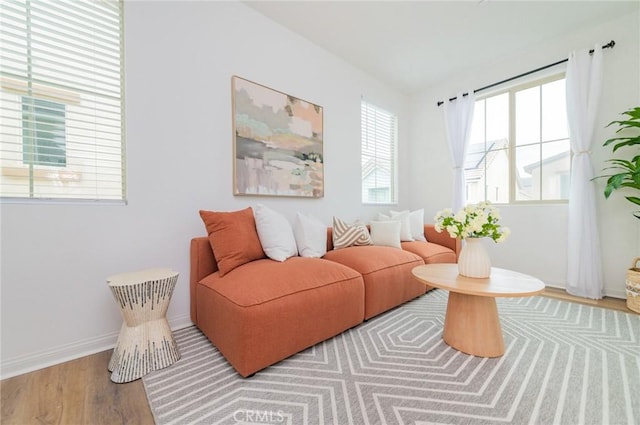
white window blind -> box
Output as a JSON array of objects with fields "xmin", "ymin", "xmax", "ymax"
[
  {"xmin": 1, "ymin": 0, "xmax": 125, "ymax": 201},
  {"xmin": 361, "ymin": 100, "xmax": 397, "ymax": 204}
]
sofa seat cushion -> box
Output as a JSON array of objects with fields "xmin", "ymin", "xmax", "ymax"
[
  {"xmin": 322, "ymin": 245, "xmax": 422, "ymax": 275},
  {"xmin": 199, "ymin": 256, "xmax": 362, "ymax": 307},
  {"xmin": 323, "ymin": 245, "xmax": 425, "ymax": 319},
  {"xmin": 195, "ymin": 256, "xmax": 365, "ymax": 377},
  {"xmin": 401, "ymin": 241, "xmax": 457, "ymax": 264}
]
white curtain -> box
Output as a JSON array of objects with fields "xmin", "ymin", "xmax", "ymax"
[
  {"xmin": 565, "ymin": 45, "xmax": 604, "ymax": 299},
  {"xmin": 443, "ymin": 92, "xmax": 475, "ymax": 212}
]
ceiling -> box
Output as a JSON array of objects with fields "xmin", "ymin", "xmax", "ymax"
[{"xmin": 245, "ymin": 1, "xmax": 639, "ymax": 94}]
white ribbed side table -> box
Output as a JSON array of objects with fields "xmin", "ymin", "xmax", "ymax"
[{"xmin": 107, "ymin": 268, "xmax": 180, "ymax": 383}]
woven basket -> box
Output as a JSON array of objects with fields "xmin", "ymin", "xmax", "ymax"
[{"xmin": 626, "ymin": 257, "xmax": 640, "ymax": 314}]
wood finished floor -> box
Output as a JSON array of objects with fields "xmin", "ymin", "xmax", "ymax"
[
  {"xmin": 1, "ymin": 350, "xmax": 154, "ymax": 425},
  {"xmin": 1, "ymin": 290, "xmax": 633, "ymax": 425}
]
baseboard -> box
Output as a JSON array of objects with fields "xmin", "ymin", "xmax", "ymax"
[
  {"xmin": 0, "ymin": 313, "xmax": 193, "ymax": 380},
  {"xmin": 168, "ymin": 313, "xmax": 194, "ymax": 331},
  {"xmin": 603, "ymin": 288, "xmax": 627, "ymax": 299},
  {"xmin": 543, "ymin": 282, "xmax": 627, "ymax": 300}
]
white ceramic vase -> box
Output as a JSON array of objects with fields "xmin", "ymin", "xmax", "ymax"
[{"xmin": 458, "ymin": 237, "xmax": 491, "ymax": 278}]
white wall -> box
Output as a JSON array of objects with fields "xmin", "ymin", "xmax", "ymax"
[
  {"xmin": 409, "ymin": 10, "xmax": 640, "ymax": 297},
  {"xmin": 0, "ymin": 1, "xmax": 411, "ymax": 378}
]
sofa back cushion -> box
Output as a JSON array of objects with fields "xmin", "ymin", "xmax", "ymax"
[{"xmin": 199, "ymin": 207, "xmax": 266, "ymax": 276}]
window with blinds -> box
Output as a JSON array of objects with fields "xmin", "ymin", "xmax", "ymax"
[
  {"xmin": 1, "ymin": 0, "xmax": 125, "ymax": 201},
  {"xmin": 361, "ymin": 100, "xmax": 397, "ymax": 204}
]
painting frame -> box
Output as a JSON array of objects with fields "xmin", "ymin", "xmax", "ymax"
[{"xmin": 231, "ymin": 76, "xmax": 324, "ymax": 198}]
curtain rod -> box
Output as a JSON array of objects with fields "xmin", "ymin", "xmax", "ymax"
[{"xmin": 436, "ymin": 40, "xmax": 615, "ymax": 106}]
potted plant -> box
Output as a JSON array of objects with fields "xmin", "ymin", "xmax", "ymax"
[
  {"xmin": 597, "ymin": 106, "xmax": 640, "ymax": 219},
  {"xmin": 596, "ymin": 106, "xmax": 640, "ymax": 313}
]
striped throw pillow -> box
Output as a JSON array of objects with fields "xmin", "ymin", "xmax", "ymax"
[{"xmin": 332, "ymin": 217, "xmax": 372, "ymax": 249}]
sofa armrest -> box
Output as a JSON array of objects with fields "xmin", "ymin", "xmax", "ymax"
[
  {"xmin": 190, "ymin": 237, "xmax": 218, "ymax": 324},
  {"xmin": 424, "ymin": 224, "xmax": 461, "ymax": 260}
]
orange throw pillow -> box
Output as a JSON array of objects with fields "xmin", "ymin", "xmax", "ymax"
[{"xmin": 199, "ymin": 207, "xmax": 266, "ymax": 276}]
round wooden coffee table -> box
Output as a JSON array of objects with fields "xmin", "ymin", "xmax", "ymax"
[{"xmin": 412, "ymin": 264, "xmax": 545, "ymax": 357}]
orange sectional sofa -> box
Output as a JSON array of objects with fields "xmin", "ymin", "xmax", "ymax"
[{"xmin": 190, "ymin": 224, "xmax": 460, "ymax": 377}]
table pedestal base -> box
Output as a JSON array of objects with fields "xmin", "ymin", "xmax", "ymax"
[
  {"xmin": 108, "ymin": 318, "xmax": 180, "ymax": 383},
  {"xmin": 442, "ymin": 292, "xmax": 505, "ymax": 357},
  {"xmin": 107, "ymin": 270, "xmax": 180, "ymax": 383}
]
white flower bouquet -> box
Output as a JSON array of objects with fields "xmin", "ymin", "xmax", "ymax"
[{"xmin": 434, "ymin": 201, "xmax": 510, "ymax": 243}]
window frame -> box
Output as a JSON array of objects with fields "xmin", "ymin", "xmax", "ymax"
[
  {"xmin": 470, "ymin": 73, "xmax": 570, "ymax": 206},
  {"xmin": 360, "ymin": 100, "xmax": 398, "ymax": 205}
]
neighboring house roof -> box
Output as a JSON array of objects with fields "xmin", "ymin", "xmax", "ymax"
[
  {"xmin": 362, "ymin": 158, "xmax": 390, "ymax": 180},
  {"xmin": 523, "ymin": 150, "xmax": 570, "ymax": 173},
  {"xmin": 463, "ymin": 138, "xmax": 538, "ymax": 194},
  {"xmin": 464, "ymin": 138, "xmax": 508, "ymax": 182}
]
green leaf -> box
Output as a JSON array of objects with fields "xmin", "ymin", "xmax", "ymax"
[
  {"xmin": 623, "ymin": 108, "xmax": 640, "ymax": 119},
  {"xmin": 611, "ymin": 120, "xmax": 640, "ymax": 127},
  {"xmin": 603, "ymin": 136, "xmax": 638, "ymax": 147},
  {"xmin": 604, "ymin": 174, "xmax": 626, "ymax": 197},
  {"xmin": 603, "ymin": 159, "xmax": 636, "ymax": 173},
  {"xmin": 606, "ymin": 159, "xmax": 633, "ymax": 169},
  {"xmin": 612, "ymin": 138, "xmax": 640, "ymax": 151},
  {"xmin": 620, "ymin": 183, "xmax": 640, "ymax": 191},
  {"xmin": 626, "ymin": 196, "xmax": 640, "ymax": 206},
  {"xmin": 605, "ymin": 173, "xmax": 625, "ymax": 184}
]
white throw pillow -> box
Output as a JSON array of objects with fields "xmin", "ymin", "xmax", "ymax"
[
  {"xmin": 390, "ymin": 209, "xmax": 426, "ymax": 242},
  {"xmin": 253, "ymin": 204, "xmax": 298, "ymax": 262},
  {"xmin": 389, "ymin": 210, "xmax": 414, "ymax": 241},
  {"xmin": 370, "ymin": 221, "xmax": 402, "ymax": 249},
  {"xmin": 293, "ymin": 213, "xmax": 327, "ymax": 258},
  {"xmin": 409, "ymin": 209, "xmax": 426, "ymax": 241}
]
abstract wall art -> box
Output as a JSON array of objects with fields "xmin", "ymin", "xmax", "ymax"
[{"xmin": 232, "ymin": 76, "xmax": 324, "ymax": 198}]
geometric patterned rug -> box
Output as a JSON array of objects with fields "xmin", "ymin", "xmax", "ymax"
[{"xmin": 143, "ymin": 289, "xmax": 640, "ymax": 424}]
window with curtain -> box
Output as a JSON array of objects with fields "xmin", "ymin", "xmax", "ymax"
[
  {"xmin": 361, "ymin": 100, "xmax": 397, "ymax": 204},
  {"xmin": 466, "ymin": 74, "xmax": 570, "ymax": 204},
  {"xmin": 1, "ymin": 0, "xmax": 125, "ymax": 201}
]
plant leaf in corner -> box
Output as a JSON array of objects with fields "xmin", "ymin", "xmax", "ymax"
[{"xmin": 625, "ymin": 196, "xmax": 640, "ymax": 206}]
